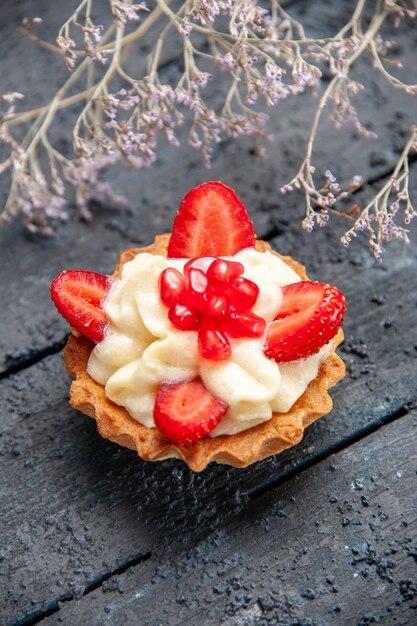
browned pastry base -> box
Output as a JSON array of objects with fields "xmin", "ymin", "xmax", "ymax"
[{"xmin": 64, "ymin": 235, "xmax": 345, "ymax": 472}]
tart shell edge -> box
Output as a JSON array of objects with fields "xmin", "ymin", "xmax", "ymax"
[{"xmin": 64, "ymin": 235, "xmax": 345, "ymax": 472}]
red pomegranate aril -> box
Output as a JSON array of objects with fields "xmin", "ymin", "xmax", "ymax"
[
  {"xmin": 229, "ymin": 276, "xmax": 259, "ymax": 309},
  {"xmin": 160, "ymin": 268, "xmax": 185, "ymax": 307},
  {"xmin": 159, "ymin": 252, "xmax": 267, "ymax": 360},
  {"xmin": 198, "ymin": 327, "xmax": 231, "ymax": 360},
  {"xmin": 184, "ymin": 257, "xmax": 216, "ymax": 274},
  {"xmin": 185, "ymin": 267, "xmax": 208, "ymax": 306},
  {"xmin": 169, "ymin": 303, "xmax": 201, "ymax": 331},
  {"xmin": 205, "ymin": 293, "xmax": 229, "ymax": 323},
  {"xmin": 207, "ymin": 259, "xmax": 244, "ymax": 287},
  {"xmin": 226, "ymin": 308, "xmax": 266, "ymax": 339}
]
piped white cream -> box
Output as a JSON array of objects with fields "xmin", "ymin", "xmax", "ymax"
[{"xmin": 87, "ymin": 248, "xmax": 329, "ymax": 436}]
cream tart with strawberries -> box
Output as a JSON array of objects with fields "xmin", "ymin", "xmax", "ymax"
[{"xmin": 51, "ymin": 181, "xmax": 346, "ymax": 471}]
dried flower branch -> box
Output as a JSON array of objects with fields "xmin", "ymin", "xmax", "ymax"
[
  {"xmin": 280, "ymin": 0, "xmax": 417, "ymax": 259},
  {"xmin": 0, "ymin": 0, "xmax": 416, "ymax": 259},
  {"xmin": 341, "ymin": 125, "xmax": 417, "ymax": 260}
]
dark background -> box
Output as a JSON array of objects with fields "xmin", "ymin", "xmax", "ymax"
[{"xmin": 1, "ymin": 1, "xmax": 416, "ymax": 624}]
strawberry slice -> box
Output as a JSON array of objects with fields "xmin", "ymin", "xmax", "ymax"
[
  {"xmin": 264, "ymin": 281, "xmax": 346, "ymax": 362},
  {"xmin": 50, "ymin": 270, "xmax": 112, "ymax": 342},
  {"xmin": 154, "ymin": 378, "xmax": 228, "ymax": 444},
  {"xmin": 167, "ymin": 181, "xmax": 256, "ymax": 258}
]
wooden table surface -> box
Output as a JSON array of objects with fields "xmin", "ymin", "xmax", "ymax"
[{"xmin": 1, "ymin": 2, "xmax": 416, "ymax": 625}]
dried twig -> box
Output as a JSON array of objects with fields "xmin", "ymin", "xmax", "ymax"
[{"xmin": 0, "ymin": 0, "xmax": 416, "ymax": 258}]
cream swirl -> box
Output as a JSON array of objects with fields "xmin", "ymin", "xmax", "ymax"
[{"xmin": 87, "ymin": 248, "xmax": 328, "ymax": 436}]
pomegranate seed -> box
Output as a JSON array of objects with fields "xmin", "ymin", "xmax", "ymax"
[
  {"xmin": 185, "ymin": 267, "xmax": 208, "ymax": 306},
  {"xmin": 198, "ymin": 327, "xmax": 231, "ymax": 360},
  {"xmin": 160, "ymin": 256, "xmax": 266, "ymax": 361},
  {"xmin": 205, "ymin": 293, "xmax": 229, "ymax": 323},
  {"xmin": 229, "ymin": 276, "xmax": 259, "ymax": 309},
  {"xmin": 226, "ymin": 307, "xmax": 266, "ymax": 338},
  {"xmin": 160, "ymin": 268, "xmax": 185, "ymax": 307},
  {"xmin": 184, "ymin": 257, "xmax": 216, "ymax": 274},
  {"xmin": 207, "ymin": 259, "xmax": 244, "ymax": 286},
  {"xmin": 169, "ymin": 304, "xmax": 201, "ymax": 330}
]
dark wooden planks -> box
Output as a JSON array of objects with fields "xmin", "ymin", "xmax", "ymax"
[
  {"xmin": 0, "ymin": 359, "xmax": 154, "ymax": 624},
  {"xmin": 42, "ymin": 410, "xmax": 417, "ymax": 626},
  {"xmin": 1, "ymin": 1, "xmax": 416, "ymax": 372},
  {"xmin": 1, "ymin": 218, "xmax": 417, "ymax": 623},
  {"xmin": 2, "ymin": 1, "xmax": 417, "ymax": 623}
]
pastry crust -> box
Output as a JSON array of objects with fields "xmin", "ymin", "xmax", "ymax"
[{"xmin": 64, "ymin": 235, "xmax": 345, "ymax": 472}]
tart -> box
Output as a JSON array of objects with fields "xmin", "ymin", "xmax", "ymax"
[{"xmin": 52, "ymin": 182, "xmax": 346, "ymax": 472}]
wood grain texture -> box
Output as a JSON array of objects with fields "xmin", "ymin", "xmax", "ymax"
[
  {"xmin": 1, "ymin": 1, "xmax": 417, "ymax": 624},
  {"xmin": 1, "ymin": 222, "xmax": 416, "ymax": 623},
  {"xmin": 42, "ymin": 410, "xmax": 417, "ymax": 626}
]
